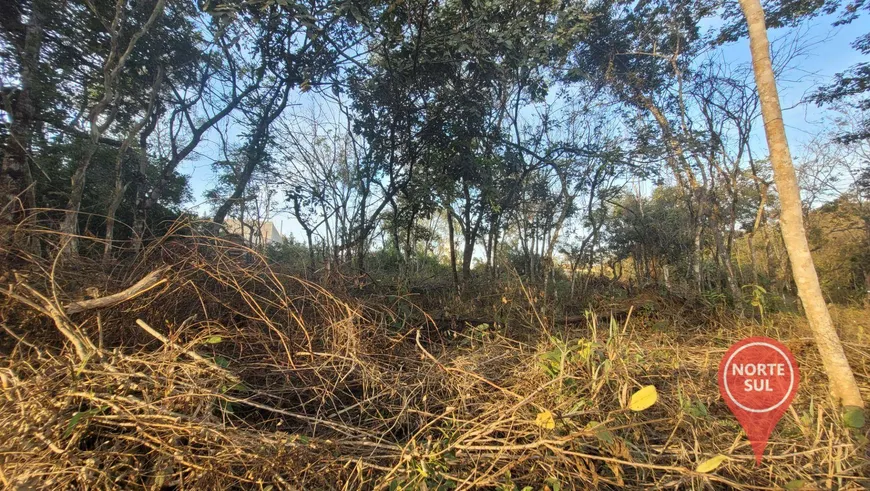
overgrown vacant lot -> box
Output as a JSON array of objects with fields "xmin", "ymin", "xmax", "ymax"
[
  {"xmin": 2, "ymin": 233, "xmax": 867, "ymax": 490},
  {"xmin": 4, "ymin": 0, "xmax": 870, "ymax": 488}
]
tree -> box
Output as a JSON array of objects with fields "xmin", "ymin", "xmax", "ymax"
[
  {"xmin": 57, "ymin": 0, "xmax": 168, "ymax": 255},
  {"xmin": 739, "ymin": 0, "xmax": 865, "ymax": 410},
  {"xmin": 564, "ymin": 0, "xmax": 718, "ymax": 293},
  {"xmin": 0, "ymin": 0, "xmax": 44, "ymax": 244}
]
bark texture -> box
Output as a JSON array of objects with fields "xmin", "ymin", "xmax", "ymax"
[
  {"xmin": 739, "ymin": 0, "xmax": 864, "ymax": 408},
  {"xmin": 0, "ymin": 0, "xmax": 43, "ymax": 241}
]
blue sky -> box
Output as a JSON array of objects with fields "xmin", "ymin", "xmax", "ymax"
[
  {"xmin": 717, "ymin": 12, "xmax": 866, "ymax": 149},
  {"xmin": 179, "ymin": 11, "xmax": 868, "ymax": 244}
]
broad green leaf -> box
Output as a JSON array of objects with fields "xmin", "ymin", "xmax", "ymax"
[
  {"xmin": 843, "ymin": 406, "xmax": 865, "ymax": 428},
  {"xmin": 204, "ymin": 335, "xmax": 223, "ymax": 344},
  {"xmin": 534, "ymin": 410, "xmax": 556, "ymax": 430},
  {"xmin": 695, "ymin": 454, "xmax": 728, "ymax": 473},
  {"xmin": 684, "ymin": 400, "xmax": 708, "ymax": 418},
  {"xmin": 629, "ymin": 385, "xmax": 658, "ymax": 411}
]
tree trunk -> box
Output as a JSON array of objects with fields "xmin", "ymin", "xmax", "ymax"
[
  {"xmin": 105, "ymin": 72, "xmax": 162, "ymax": 262},
  {"xmin": 491, "ymin": 221, "xmax": 500, "ymax": 279},
  {"xmin": 59, "ymin": 146, "xmax": 98, "ymax": 254},
  {"xmin": 1, "ymin": 0, "xmax": 44, "ymax": 246},
  {"xmin": 131, "ymin": 154, "xmax": 149, "ymax": 254},
  {"xmin": 447, "ymin": 208, "xmax": 459, "ymax": 295},
  {"xmin": 461, "ymin": 234, "xmax": 475, "ymax": 281},
  {"xmin": 712, "ymin": 203, "xmax": 741, "ymax": 302},
  {"xmin": 740, "ymin": 0, "xmax": 864, "ymax": 409},
  {"xmin": 693, "ymin": 216, "xmax": 704, "ymax": 291},
  {"xmin": 305, "ymin": 231, "xmax": 314, "ymax": 268},
  {"xmin": 103, "ymin": 179, "xmax": 127, "ymax": 264},
  {"xmin": 485, "ymin": 219, "xmax": 494, "ymax": 271},
  {"xmin": 213, "ymin": 155, "xmax": 257, "ymax": 225},
  {"xmin": 131, "ymin": 104, "xmax": 162, "ymax": 253},
  {"xmin": 215, "ymin": 81, "xmax": 289, "ymax": 225}
]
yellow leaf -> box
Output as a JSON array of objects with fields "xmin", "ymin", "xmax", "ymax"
[
  {"xmin": 534, "ymin": 410, "xmax": 556, "ymax": 429},
  {"xmin": 695, "ymin": 454, "xmax": 728, "ymax": 473},
  {"xmin": 629, "ymin": 385, "xmax": 658, "ymax": 411}
]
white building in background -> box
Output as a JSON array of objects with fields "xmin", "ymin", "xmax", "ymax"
[{"xmin": 223, "ymin": 219, "xmax": 285, "ymax": 247}]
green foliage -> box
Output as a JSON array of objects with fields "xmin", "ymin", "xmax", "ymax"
[
  {"xmin": 539, "ymin": 337, "xmax": 601, "ymax": 380},
  {"xmin": 679, "ymin": 391, "xmax": 709, "ymax": 419},
  {"xmin": 64, "ymin": 406, "xmax": 108, "ymax": 439},
  {"xmin": 785, "ymin": 479, "xmax": 810, "ymax": 490},
  {"xmin": 805, "ymin": 196, "xmax": 870, "ymax": 301},
  {"xmin": 843, "ymin": 406, "xmax": 866, "ymax": 429},
  {"xmin": 266, "ymin": 237, "xmax": 311, "ymax": 269},
  {"xmin": 586, "ymin": 421, "xmax": 616, "ymax": 444},
  {"xmin": 604, "ymin": 189, "xmax": 693, "ymax": 278},
  {"xmin": 744, "ymin": 284, "xmax": 768, "ymax": 322}
]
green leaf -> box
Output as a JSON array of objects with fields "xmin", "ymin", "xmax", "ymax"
[
  {"xmin": 204, "ymin": 335, "xmax": 223, "ymax": 344},
  {"xmin": 544, "ymin": 477, "xmax": 561, "ymax": 491},
  {"xmin": 843, "ymin": 406, "xmax": 865, "ymax": 428},
  {"xmin": 586, "ymin": 421, "xmax": 616, "ymax": 444},
  {"xmin": 629, "ymin": 385, "xmax": 658, "ymax": 411},
  {"xmin": 695, "ymin": 454, "xmax": 728, "ymax": 473},
  {"xmin": 784, "ymin": 479, "xmax": 808, "ymax": 490},
  {"xmin": 684, "ymin": 400, "xmax": 708, "ymax": 418},
  {"xmin": 213, "ymin": 355, "xmax": 230, "ymax": 368},
  {"xmin": 64, "ymin": 406, "xmax": 107, "ymax": 438}
]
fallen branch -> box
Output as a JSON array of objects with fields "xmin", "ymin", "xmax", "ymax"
[
  {"xmin": 65, "ymin": 268, "xmax": 169, "ymax": 314},
  {"xmin": 1, "ymin": 280, "xmax": 96, "ymax": 362}
]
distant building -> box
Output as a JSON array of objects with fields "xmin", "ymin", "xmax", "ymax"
[{"xmin": 223, "ymin": 219, "xmax": 284, "ymax": 247}]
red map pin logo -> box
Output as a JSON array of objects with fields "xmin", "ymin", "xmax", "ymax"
[{"xmin": 718, "ymin": 337, "xmax": 799, "ymax": 464}]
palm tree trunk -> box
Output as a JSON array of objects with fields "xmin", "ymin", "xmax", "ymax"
[{"xmin": 739, "ymin": 0, "xmax": 864, "ymax": 409}]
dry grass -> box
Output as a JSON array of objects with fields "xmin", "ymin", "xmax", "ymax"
[{"xmin": 1, "ymin": 221, "xmax": 869, "ymax": 490}]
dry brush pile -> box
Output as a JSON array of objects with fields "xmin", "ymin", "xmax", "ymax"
[{"xmin": 1, "ymin": 223, "xmax": 869, "ymax": 489}]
